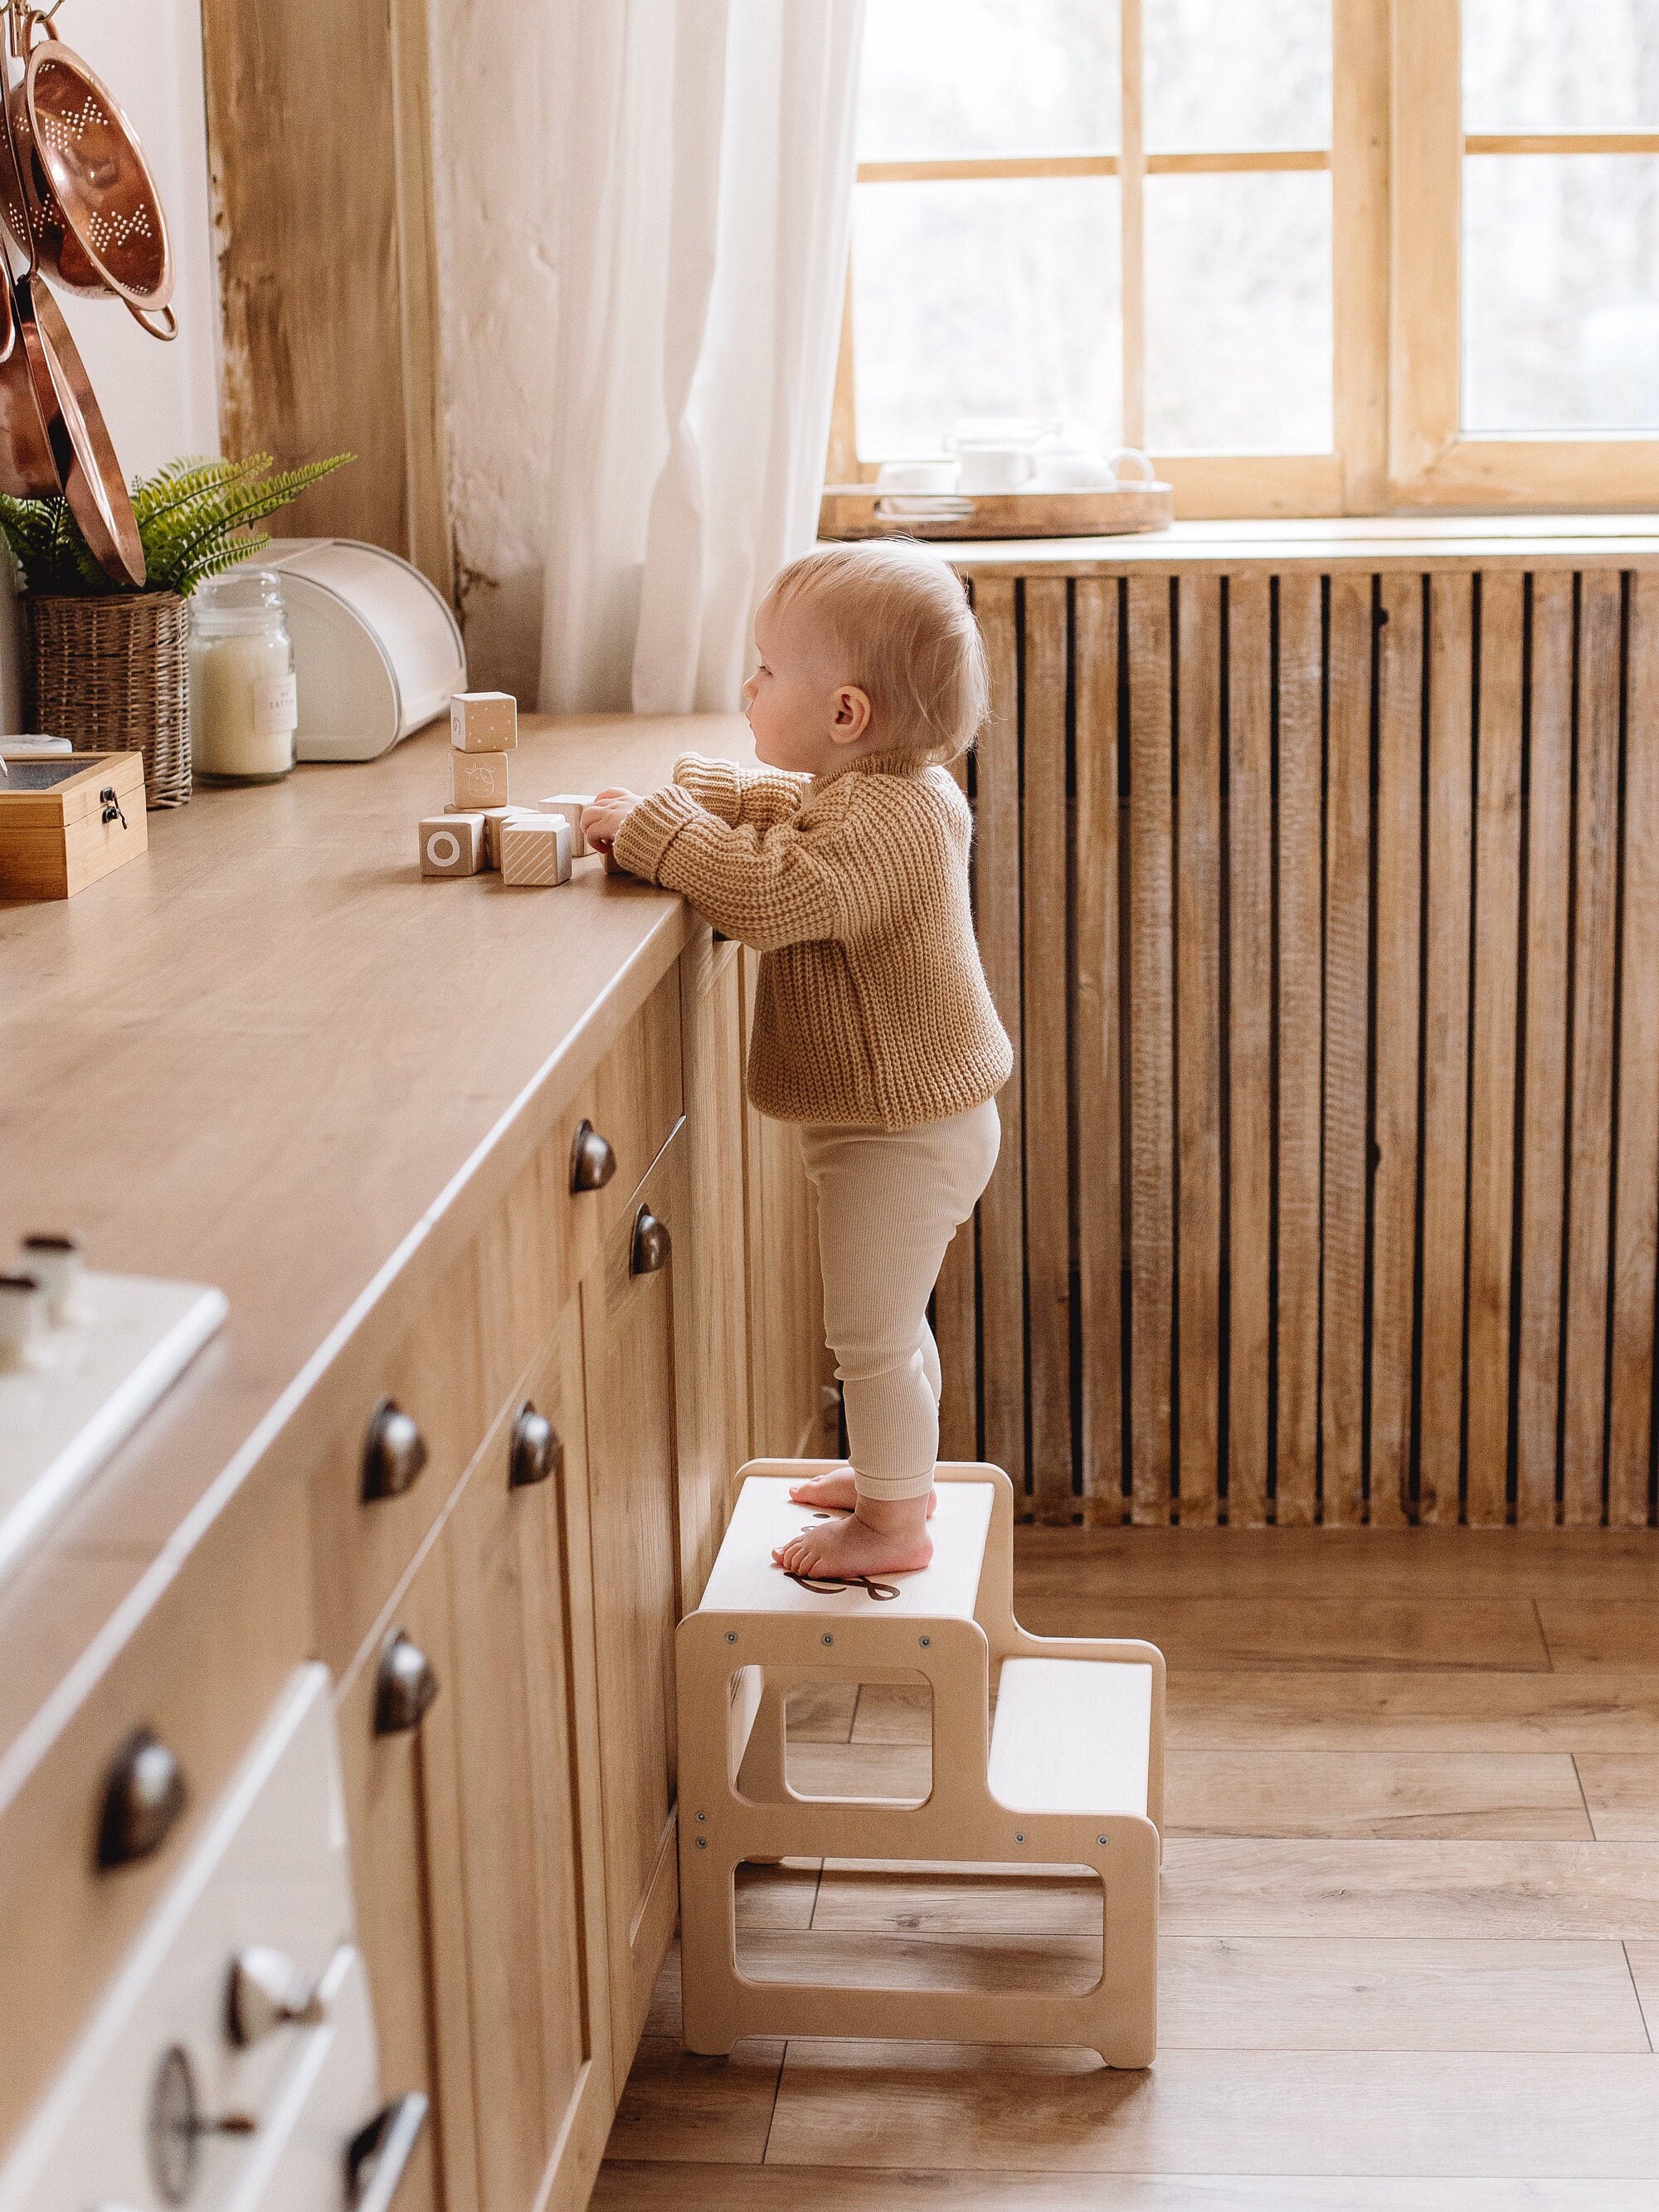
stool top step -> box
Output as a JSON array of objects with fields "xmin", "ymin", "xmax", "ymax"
[
  {"xmin": 696, "ymin": 1477, "xmax": 995, "ymax": 1619},
  {"xmin": 987, "ymin": 1657, "xmax": 1152, "ymax": 1816}
]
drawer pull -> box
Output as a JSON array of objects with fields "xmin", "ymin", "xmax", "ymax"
[
  {"xmin": 630, "ymin": 1206, "xmax": 672, "ymax": 1276},
  {"xmin": 374, "ymin": 1634, "xmax": 440, "ymax": 1736},
  {"xmin": 347, "ymin": 2093, "xmax": 429, "ymax": 2212},
  {"xmin": 570, "ymin": 1118, "xmax": 617, "ymax": 1193},
  {"xmin": 228, "ymin": 1945, "xmax": 325, "ymax": 2046},
  {"xmin": 509, "ymin": 1400, "xmax": 562, "ymax": 1488},
  {"xmin": 97, "ymin": 1728, "xmax": 187, "ymax": 1869},
  {"xmin": 362, "ymin": 1399, "xmax": 428, "ymax": 1503}
]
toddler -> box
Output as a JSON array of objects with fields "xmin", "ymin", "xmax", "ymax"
[{"xmin": 582, "ymin": 542, "xmax": 1011, "ymax": 1581}]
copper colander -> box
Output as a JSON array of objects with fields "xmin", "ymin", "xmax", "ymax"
[{"xmin": 5, "ymin": 14, "xmax": 174, "ymax": 339}]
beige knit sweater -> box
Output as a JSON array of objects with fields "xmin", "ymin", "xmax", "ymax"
[{"xmin": 612, "ymin": 751, "xmax": 1012, "ymax": 1129}]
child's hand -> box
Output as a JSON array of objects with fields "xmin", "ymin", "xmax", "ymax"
[{"xmin": 581, "ymin": 789, "xmax": 641, "ymax": 858}]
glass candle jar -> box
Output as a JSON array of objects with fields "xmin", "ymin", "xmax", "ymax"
[{"xmin": 188, "ymin": 568, "xmax": 299, "ymax": 783}]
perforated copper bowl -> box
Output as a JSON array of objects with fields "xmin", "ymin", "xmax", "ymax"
[{"xmin": 6, "ymin": 18, "xmax": 174, "ymax": 339}]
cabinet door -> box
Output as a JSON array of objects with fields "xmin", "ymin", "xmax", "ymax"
[
  {"xmin": 580, "ymin": 1122, "xmax": 685, "ymax": 2080},
  {"xmin": 336, "ymin": 1536, "xmax": 475, "ymax": 2212},
  {"xmin": 740, "ymin": 945, "xmax": 830, "ymax": 1456},
  {"xmin": 677, "ymin": 933, "xmax": 751, "ymax": 1606},
  {"xmin": 444, "ymin": 1303, "xmax": 614, "ymax": 2212}
]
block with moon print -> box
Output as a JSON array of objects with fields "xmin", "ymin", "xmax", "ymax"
[{"xmin": 449, "ymin": 690, "xmax": 518, "ymax": 753}]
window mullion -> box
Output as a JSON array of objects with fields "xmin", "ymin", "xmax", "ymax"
[{"xmin": 1121, "ymin": 0, "xmax": 1146, "ymax": 450}]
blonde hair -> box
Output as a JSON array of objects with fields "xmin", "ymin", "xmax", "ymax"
[{"xmin": 762, "ymin": 540, "xmax": 989, "ymax": 764}]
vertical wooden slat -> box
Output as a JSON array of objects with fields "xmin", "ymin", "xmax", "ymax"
[
  {"xmin": 1176, "ymin": 575, "xmax": 1224, "ymax": 1523},
  {"xmin": 1277, "ymin": 572, "xmax": 1325, "ymax": 1527},
  {"xmin": 1128, "ymin": 574, "xmax": 1175, "ymax": 1522},
  {"xmin": 1465, "ymin": 570, "xmax": 1525, "ymax": 1526},
  {"xmin": 1321, "ymin": 575, "xmax": 1373, "ymax": 1526},
  {"xmin": 1418, "ymin": 574, "xmax": 1475, "ymax": 1524},
  {"xmin": 1074, "ymin": 577, "xmax": 1124, "ymax": 1524},
  {"xmin": 1515, "ymin": 572, "xmax": 1574, "ymax": 1525},
  {"xmin": 1609, "ymin": 572, "xmax": 1659, "ymax": 1527},
  {"xmin": 1561, "ymin": 571, "xmax": 1623, "ymax": 1526},
  {"xmin": 1227, "ymin": 574, "xmax": 1273, "ymax": 1526},
  {"xmin": 936, "ymin": 746, "xmax": 978, "ymax": 1460},
  {"xmin": 971, "ymin": 575, "xmax": 1027, "ymax": 1495},
  {"xmin": 1024, "ymin": 578, "xmax": 1074, "ymax": 1521},
  {"xmin": 1369, "ymin": 574, "xmax": 1424, "ymax": 1524}
]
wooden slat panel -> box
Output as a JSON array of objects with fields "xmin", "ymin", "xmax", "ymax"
[
  {"xmin": 1023, "ymin": 578, "xmax": 1074, "ymax": 1522},
  {"xmin": 1276, "ymin": 573, "xmax": 1325, "ymax": 1527},
  {"xmin": 1418, "ymin": 575, "xmax": 1475, "ymax": 1525},
  {"xmin": 1515, "ymin": 573, "xmax": 1574, "ymax": 1525},
  {"xmin": 1370, "ymin": 575, "xmax": 1424, "ymax": 1525},
  {"xmin": 1465, "ymin": 572, "xmax": 1526, "ymax": 1526},
  {"xmin": 1561, "ymin": 572, "xmax": 1623, "ymax": 1526},
  {"xmin": 1227, "ymin": 575, "xmax": 1273, "ymax": 1527},
  {"xmin": 1609, "ymin": 572, "xmax": 1659, "ymax": 1527},
  {"xmin": 1128, "ymin": 574, "xmax": 1176, "ymax": 1523},
  {"xmin": 1176, "ymin": 574, "xmax": 1224, "ymax": 1523},
  {"xmin": 1321, "ymin": 575, "xmax": 1373, "ymax": 1527},
  {"xmin": 971, "ymin": 577, "xmax": 1028, "ymax": 1496},
  {"xmin": 1074, "ymin": 577, "xmax": 1125, "ymax": 1524}
]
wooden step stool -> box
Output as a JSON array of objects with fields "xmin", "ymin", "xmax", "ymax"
[{"xmin": 675, "ymin": 1459, "xmax": 1165, "ymax": 2068}]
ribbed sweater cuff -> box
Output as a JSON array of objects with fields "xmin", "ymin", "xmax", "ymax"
[
  {"xmin": 613, "ymin": 783, "xmax": 703, "ymax": 884},
  {"xmin": 671, "ymin": 753, "xmax": 745, "ymax": 821}
]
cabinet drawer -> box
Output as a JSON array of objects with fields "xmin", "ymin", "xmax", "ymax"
[
  {"xmin": 552, "ymin": 965, "xmax": 683, "ymax": 1309},
  {"xmin": 0, "ymin": 1479, "xmax": 312, "ymax": 2154}
]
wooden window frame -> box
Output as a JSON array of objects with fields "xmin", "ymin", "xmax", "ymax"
[{"xmin": 835, "ymin": 0, "xmax": 1659, "ymax": 519}]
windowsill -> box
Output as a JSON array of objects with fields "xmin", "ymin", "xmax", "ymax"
[{"xmin": 932, "ymin": 511, "xmax": 1659, "ymax": 572}]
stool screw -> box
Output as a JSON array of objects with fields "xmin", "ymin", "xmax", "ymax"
[
  {"xmin": 725, "ymin": 1631, "xmax": 737, "ymax": 1644},
  {"xmin": 1097, "ymin": 1834, "xmax": 1109, "ymax": 1846},
  {"xmin": 821, "ymin": 1633, "xmax": 834, "ymax": 1646},
  {"xmin": 695, "ymin": 1836, "xmax": 708, "ymax": 1849},
  {"xmin": 695, "ymin": 1810, "xmax": 707, "ymax": 1822},
  {"xmin": 918, "ymin": 1636, "xmax": 932, "ymax": 1648},
  {"xmin": 1014, "ymin": 1832, "xmax": 1025, "ymax": 1844}
]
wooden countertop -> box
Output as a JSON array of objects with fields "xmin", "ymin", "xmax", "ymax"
[{"xmin": 0, "ymin": 709, "xmax": 750, "ymax": 1795}]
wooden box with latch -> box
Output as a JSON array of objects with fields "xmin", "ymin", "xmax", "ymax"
[{"xmin": 0, "ymin": 751, "xmax": 147, "ymax": 900}]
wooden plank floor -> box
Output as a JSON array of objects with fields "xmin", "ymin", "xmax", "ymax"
[{"xmin": 595, "ymin": 1530, "xmax": 1659, "ymax": 2205}]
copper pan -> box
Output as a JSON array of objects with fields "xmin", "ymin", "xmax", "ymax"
[
  {"xmin": 0, "ymin": 266, "xmax": 144, "ymax": 584},
  {"xmin": 4, "ymin": 12, "xmax": 173, "ymax": 340}
]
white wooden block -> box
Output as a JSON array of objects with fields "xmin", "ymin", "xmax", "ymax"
[
  {"xmin": 500, "ymin": 812, "xmax": 572, "ymax": 887},
  {"xmin": 419, "ymin": 813, "xmax": 484, "ymax": 878},
  {"xmin": 451, "ymin": 748, "xmax": 510, "ymax": 811},
  {"xmin": 539, "ymin": 793, "xmax": 595, "ymax": 860},
  {"xmin": 450, "ymin": 690, "xmax": 518, "ymax": 753}
]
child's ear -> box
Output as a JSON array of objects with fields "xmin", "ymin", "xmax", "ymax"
[{"xmin": 830, "ymin": 685, "xmax": 873, "ymax": 745}]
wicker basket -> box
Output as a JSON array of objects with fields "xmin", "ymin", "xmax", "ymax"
[{"xmin": 25, "ymin": 591, "xmax": 192, "ymax": 808}]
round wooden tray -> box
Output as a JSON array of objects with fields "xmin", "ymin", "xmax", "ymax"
[{"xmin": 818, "ymin": 482, "xmax": 1174, "ymax": 542}]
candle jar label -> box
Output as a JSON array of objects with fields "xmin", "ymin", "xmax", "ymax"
[{"xmin": 253, "ymin": 672, "xmax": 299, "ymax": 738}]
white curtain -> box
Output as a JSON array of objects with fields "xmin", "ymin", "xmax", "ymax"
[{"xmin": 538, "ymin": 0, "xmax": 864, "ymax": 717}]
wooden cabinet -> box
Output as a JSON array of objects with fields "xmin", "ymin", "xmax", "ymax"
[
  {"xmin": 442, "ymin": 1307, "xmax": 613, "ymax": 2212},
  {"xmin": 581, "ymin": 1121, "xmax": 687, "ymax": 2081}
]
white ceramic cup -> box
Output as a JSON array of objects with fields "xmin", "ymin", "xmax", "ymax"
[
  {"xmin": 956, "ymin": 446, "xmax": 1037, "ymax": 495},
  {"xmin": 876, "ymin": 459, "xmax": 961, "ymax": 495}
]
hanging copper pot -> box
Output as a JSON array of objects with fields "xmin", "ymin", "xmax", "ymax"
[
  {"xmin": 0, "ymin": 265, "xmax": 145, "ymax": 585},
  {"xmin": 3, "ymin": 13, "xmax": 174, "ymax": 339}
]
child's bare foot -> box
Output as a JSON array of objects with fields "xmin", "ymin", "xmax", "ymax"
[
  {"xmin": 788, "ymin": 1466, "xmax": 938, "ymax": 1518},
  {"xmin": 774, "ymin": 1498, "xmax": 932, "ymax": 1581}
]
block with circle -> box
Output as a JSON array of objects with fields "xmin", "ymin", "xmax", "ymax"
[
  {"xmin": 451, "ymin": 748, "xmax": 510, "ymax": 811},
  {"xmin": 501, "ymin": 812, "xmax": 573, "ymax": 887},
  {"xmin": 450, "ymin": 691, "xmax": 518, "ymax": 753},
  {"xmin": 420, "ymin": 812, "xmax": 484, "ymax": 878}
]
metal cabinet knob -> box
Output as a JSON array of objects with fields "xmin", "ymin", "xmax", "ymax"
[
  {"xmin": 362, "ymin": 1398, "xmax": 428, "ymax": 1503},
  {"xmin": 509, "ymin": 1400, "xmax": 563, "ymax": 1488},
  {"xmin": 374, "ymin": 1634, "xmax": 439, "ymax": 1736},
  {"xmin": 227, "ymin": 1945, "xmax": 325, "ymax": 2046},
  {"xmin": 347, "ymin": 2093, "xmax": 429, "ymax": 2212},
  {"xmin": 630, "ymin": 1205, "xmax": 671, "ymax": 1276},
  {"xmin": 570, "ymin": 1118, "xmax": 617, "ymax": 1193},
  {"xmin": 97, "ymin": 1728, "xmax": 187, "ymax": 1869}
]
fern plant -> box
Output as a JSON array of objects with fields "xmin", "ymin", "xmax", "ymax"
[{"xmin": 0, "ymin": 451, "xmax": 353, "ymax": 597}]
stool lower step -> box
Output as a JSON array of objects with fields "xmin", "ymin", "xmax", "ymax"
[{"xmin": 988, "ymin": 1657, "xmax": 1153, "ymax": 1817}]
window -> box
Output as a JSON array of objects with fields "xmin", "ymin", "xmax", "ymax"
[{"xmin": 835, "ymin": 0, "xmax": 1659, "ymax": 515}]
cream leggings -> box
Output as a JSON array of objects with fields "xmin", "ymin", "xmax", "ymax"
[{"xmin": 798, "ymin": 1098, "xmax": 1001, "ymax": 1503}]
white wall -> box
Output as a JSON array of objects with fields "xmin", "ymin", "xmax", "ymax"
[{"xmin": 0, "ymin": 0, "xmax": 220, "ymax": 729}]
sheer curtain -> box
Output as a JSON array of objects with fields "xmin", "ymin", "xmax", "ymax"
[{"xmin": 538, "ymin": 0, "xmax": 864, "ymax": 716}]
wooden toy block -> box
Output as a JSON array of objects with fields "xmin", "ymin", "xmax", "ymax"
[
  {"xmin": 538, "ymin": 793, "xmax": 594, "ymax": 860},
  {"xmin": 419, "ymin": 812, "xmax": 484, "ymax": 878},
  {"xmin": 674, "ymin": 1460, "xmax": 1165, "ymax": 2068},
  {"xmin": 500, "ymin": 812, "xmax": 572, "ymax": 887},
  {"xmin": 450, "ymin": 690, "xmax": 518, "ymax": 753},
  {"xmin": 451, "ymin": 748, "xmax": 510, "ymax": 811},
  {"xmin": 447, "ymin": 802, "xmax": 519, "ymax": 868}
]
